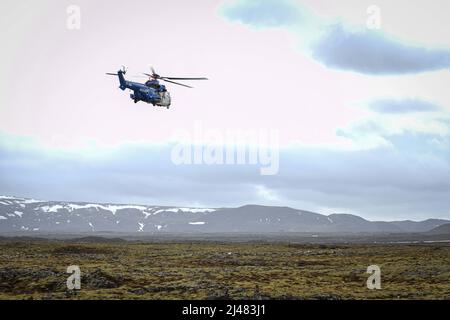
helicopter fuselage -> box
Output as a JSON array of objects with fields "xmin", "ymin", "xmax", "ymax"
[{"xmin": 116, "ymin": 70, "xmax": 171, "ymax": 108}]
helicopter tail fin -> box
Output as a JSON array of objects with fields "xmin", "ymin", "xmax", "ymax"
[
  {"xmin": 106, "ymin": 66, "xmax": 127, "ymax": 90},
  {"xmin": 117, "ymin": 70, "xmax": 127, "ymax": 90}
]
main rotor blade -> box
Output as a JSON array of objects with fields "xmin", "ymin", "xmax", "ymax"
[
  {"xmin": 106, "ymin": 73, "xmax": 118, "ymax": 76},
  {"xmin": 151, "ymin": 66, "xmax": 156, "ymax": 75},
  {"xmin": 162, "ymin": 77, "xmax": 208, "ymax": 80},
  {"xmin": 144, "ymin": 72, "xmax": 161, "ymax": 79},
  {"xmin": 161, "ymin": 79, "xmax": 193, "ymax": 88}
]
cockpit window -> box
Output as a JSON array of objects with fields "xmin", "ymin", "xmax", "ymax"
[{"xmin": 145, "ymin": 80, "xmax": 159, "ymax": 88}]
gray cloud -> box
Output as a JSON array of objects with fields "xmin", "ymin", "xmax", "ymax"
[
  {"xmin": 220, "ymin": 1, "xmax": 450, "ymax": 75},
  {"xmin": 312, "ymin": 24, "xmax": 450, "ymax": 75},
  {"xmin": 368, "ymin": 98, "xmax": 441, "ymax": 114},
  {"xmin": 1, "ymin": 132, "xmax": 450, "ymax": 220}
]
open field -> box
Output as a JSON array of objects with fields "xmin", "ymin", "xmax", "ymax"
[{"xmin": 0, "ymin": 238, "xmax": 449, "ymax": 300}]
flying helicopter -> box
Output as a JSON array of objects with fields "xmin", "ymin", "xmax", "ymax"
[{"xmin": 106, "ymin": 66, "xmax": 208, "ymax": 109}]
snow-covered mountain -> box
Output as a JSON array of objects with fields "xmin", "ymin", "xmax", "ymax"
[{"xmin": 0, "ymin": 196, "xmax": 448, "ymax": 234}]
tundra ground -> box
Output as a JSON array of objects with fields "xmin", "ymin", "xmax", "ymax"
[{"xmin": 0, "ymin": 239, "xmax": 449, "ymax": 299}]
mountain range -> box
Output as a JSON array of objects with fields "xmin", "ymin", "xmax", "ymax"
[{"xmin": 0, "ymin": 196, "xmax": 448, "ymax": 234}]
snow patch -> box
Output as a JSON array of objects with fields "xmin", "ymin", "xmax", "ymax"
[
  {"xmin": 154, "ymin": 208, "xmax": 216, "ymax": 214},
  {"xmin": 22, "ymin": 199, "xmax": 44, "ymax": 204},
  {"xmin": 66, "ymin": 203, "xmax": 148, "ymax": 215},
  {"xmin": 0, "ymin": 215, "xmax": 7, "ymax": 220},
  {"xmin": 189, "ymin": 221, "xmax": 206, "ymax": 225},
  {"xmin": 106, "ymin": 205, "xmax": 147, "ymax": 215},
  {"xmin": 179, "ymin": 208, "xmax": 215, "ymax": 213},
  {"xmin": 40, "ymin": 205, "xmax": 64, "ymax": 213},
  {"xmin": 0, "ymin": 196, "xmax": 16, "ymax": 200},
  {"xmin": 14, "ymin": 211, "xmax": 24, "ymax": 218},
  {"xmin": 0, "ymin": 196, "xmax": 43, "ymax": 204},
  {"xmin": 142, "ymin": 211, "xmax": 153, "ymax": 219}
]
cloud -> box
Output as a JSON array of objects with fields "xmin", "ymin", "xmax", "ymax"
[
  {"xmin": 220, "ymin": 0, "xmax": 303, "ymax": 28},
  {"xmin": 339, "ymin": 104, "xmax": 450, "ymax": 140},
  {"xmin": 312, "ymin": 24, "xmax": 450, "ymax": 75},
  {"xmin": 1, "ymin": 132, "xmax": 450, "ymax": 220},
  {"xmin": 220, "ymin": 1, "xmax": 450, "ymax": 75},
  {"xmin": 368, "ymin": 98, "xmax": 441, "ymax": 114}
]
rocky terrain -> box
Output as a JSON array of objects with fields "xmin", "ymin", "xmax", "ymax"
[{"xmin": 0, "ymin": 238, "xmax": 449, "ymax": 300}]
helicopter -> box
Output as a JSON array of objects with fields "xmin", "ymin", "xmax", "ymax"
[{"xmin": 106, "ymin": 66, "xmax": 208, "ymax": 109}]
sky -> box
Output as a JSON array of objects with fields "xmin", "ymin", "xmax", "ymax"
[{"xmin": 1, "ymin": 0, "xmax": 450, "ymax": 221}]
